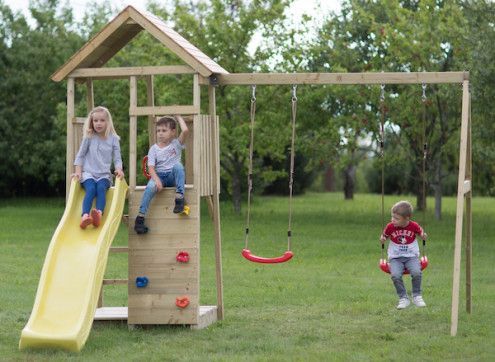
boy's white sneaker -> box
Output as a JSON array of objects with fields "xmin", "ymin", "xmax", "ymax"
[
  {"xmin": 397, "ymin": 298, "xmax": 410, "ymax": 309},
  {"xmin": 413, "ymin": 295, "xmax": 426, "ymax": 307}
]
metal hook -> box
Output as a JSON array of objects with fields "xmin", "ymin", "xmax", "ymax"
[
  {"xmin": 251, "ymin": 85, "xmax": 256, "ymax": 102},
  {"xmin": 292, "ymin": 85, "xmax": 297, "ymax": 102},
  {"xmin": 422, "ymin": 83, "xmax": 427, "ymax": 102},
  {"xmin": 380, "ymin": 83, "xmax": 385, "ymax": 101}
]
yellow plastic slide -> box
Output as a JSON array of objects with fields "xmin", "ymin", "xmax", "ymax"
[{"xmin": 19, "ymin": 177, "xmax": 128, "ymax": 352}]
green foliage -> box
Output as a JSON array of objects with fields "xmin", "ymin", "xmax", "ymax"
[
  {"xmin": 464, "ymin": 1, "xmax": 495, "ymax": 195},
  {"xmin": 0, "ymin": 0, "xmax": 84, "ymax": 196},
  {"xmin": 1, "ymin": 0, "xmax": 495, "ymax": 208},
  {"xmin": 310, "ymin": 0, "xmax": 471, "ymax": 207}
]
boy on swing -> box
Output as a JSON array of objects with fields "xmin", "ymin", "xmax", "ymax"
[
  {"xmin": 134, "ymin": 115, "xmax": 189, "ymax": 234},
  {"xmin": 380, "ymin": 200, "xmax": 428, "ymax": 309}
]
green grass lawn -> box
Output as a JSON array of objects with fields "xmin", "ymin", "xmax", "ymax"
[{"xmin": 1, "ymin": 193, "xmax": 494, "ymax": 361}]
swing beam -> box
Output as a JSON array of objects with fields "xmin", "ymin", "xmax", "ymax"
[{"xmin": 220, "ymin": 71, "xmax": 471, "ymax": 337}]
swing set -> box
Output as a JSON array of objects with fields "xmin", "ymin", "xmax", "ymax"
[{"xmin": 220, "ymin": 72, "xmax": 472, "ymax": 337}]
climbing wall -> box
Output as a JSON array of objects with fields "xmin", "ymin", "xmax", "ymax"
[{"xmin": 127, "ymin": 187, "xmax": 199, "ymax": 324}]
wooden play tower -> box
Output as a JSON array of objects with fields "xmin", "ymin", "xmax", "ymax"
[
  {"xmin": 51, "ymin": 5, "xmax": 225, "ymax": 329},
  {"xmin": 51, "ymin": 5, "xmax": 473, "ymax": 337}
]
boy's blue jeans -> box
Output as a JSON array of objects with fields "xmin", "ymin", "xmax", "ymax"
[
  {"xmin": 81, "ymin": 178, "xmax": 110, "ymax": 215},
  {"xmin": 389, "ymin": 257, "xmax": 422, "ymax": 298},
  {"xmin": 139, "ymin": 163, "xmax": 185, "ymax": 215}
]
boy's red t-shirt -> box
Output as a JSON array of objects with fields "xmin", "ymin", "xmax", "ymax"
[{"xmin": 382, "ymin": 221, "xmax": 423, "ymax": 245}]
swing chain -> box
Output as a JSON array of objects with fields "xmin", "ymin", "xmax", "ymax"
[
  {"xmin": 380, "ymin": 83, "xmax": 385, "ymax": 102},
  {"xmin": 422, "ymin": 83, "xmax": 427, "ymax": 103}
]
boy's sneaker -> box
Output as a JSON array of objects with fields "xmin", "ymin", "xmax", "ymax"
[
  {"xmin": 173, "ymin": 196, "xmax": 185, "ymax": 214},
  {"xmin": 134, "ymin": 216, "xmax": 148, "ymax": 234},
  {"xmin": 80, "ymin": 214, "xmax": 93, "ymax": 229},
  {"xmin": 91, "ymin": 209, "xmax": 102, "ymax": 228},
  {"xmin": 397, "ymin": 297, "xmax": 411, "ymax": 309},
  {"xmin": 413, "ymin": 295, "xmax": 426, "ymax": 307}
]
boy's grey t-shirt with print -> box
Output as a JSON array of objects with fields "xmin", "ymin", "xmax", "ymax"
[
  {"xmin": 74, "ymin": 134, "xmax": 123, "ymax": 183},
  {"xmin": 147, "ymin": 139, "xmax": 185, "ymax": 173}
]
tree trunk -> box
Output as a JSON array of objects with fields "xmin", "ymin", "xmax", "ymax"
[
  {"xmin": 343, "ymin": 164, "xmax": 356, "ymax": 200},
  {"xmin": 324, "ymin": 165, "xmax": 335, "ymax": 191},
  {"xmin": 434, "ymin": 156, "xmax": 442, "ymax": 220}
]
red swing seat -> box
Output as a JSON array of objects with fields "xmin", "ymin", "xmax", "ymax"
[
  {"xmin": 379, "ymin": 256, "xmax": 429, "ymax": 274},
  {"xmin": 242, "ymin": 249, "xmax": 293, "ymax": 264}
]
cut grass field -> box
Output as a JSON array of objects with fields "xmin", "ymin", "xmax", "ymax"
[{"xmin": 1, "ymin": 193, "xmax": 494, "ymax": 360}]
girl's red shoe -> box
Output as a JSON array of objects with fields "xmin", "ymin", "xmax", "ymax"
[
  {"xmin": 80, "ymin": 214, "xmax": 93, "ymax": 229},
  {"xmin": 91, "ymin": 209, "xmax": 102, "ymax": 227}
]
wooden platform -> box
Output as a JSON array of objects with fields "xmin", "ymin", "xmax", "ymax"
[{"xmin": 94, "ymin": 306, "xmax": 217, "ymax": 329}]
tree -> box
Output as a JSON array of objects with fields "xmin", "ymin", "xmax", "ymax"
[
  {"xmin": 0, "ymin": 0, "xmax": 84, "ymax": 196},
  {"xmin": 310, "ymin": 0, "xmax": 470, "ymax": 217}
]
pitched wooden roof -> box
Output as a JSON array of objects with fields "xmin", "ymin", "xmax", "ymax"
[{"xmin": 51, "ymin": 5, "xmax": 228, "ymax": 82}]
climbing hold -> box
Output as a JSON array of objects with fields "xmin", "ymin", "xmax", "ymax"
[
  {"xmin": 176, "ymin": 251, "xmax": 190, "ymax": 263},
  {"xmin": 175, "ymin": 296, "xmax": 189, "ymax": 309},
  {"xmin": 135, "ymin": 276, "xmax": 149, "ymax": 288}
]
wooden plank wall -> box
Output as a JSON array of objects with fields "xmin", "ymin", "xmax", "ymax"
[{"xmin": 127, "ymin": 186, "xmax": 200, "ymax": 324}]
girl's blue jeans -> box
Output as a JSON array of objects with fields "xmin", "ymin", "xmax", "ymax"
[
  {"xmin": 81, "ymin": 178, "xmax": 111, "ymax": 215},
  {"xmin": 389, "ymin": 257, "xmax": 422, "ymax": 298},
  {"xmin": 139, "ymin": 163, "xmax": 185, "ymax": 215}
]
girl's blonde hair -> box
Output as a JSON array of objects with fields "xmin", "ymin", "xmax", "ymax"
[{"xmin": 83, "ymin": 106, "xmax": 120, "ymax": 139}]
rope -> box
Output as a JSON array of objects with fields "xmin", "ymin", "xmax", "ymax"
[
  {"xmin": 287, "ymin": 85, "xmax": 298, "ymax": 251},
  {"xmin": 244, "ymin": 85, "xmax": 256, "ymax": 249},
  {"xmin": 421, "ymin": 83, "xmax": 427, "ymax": 255},
  {"xmin": 379, "ymin": 84, "xmax": 386, "ymax": 259}
]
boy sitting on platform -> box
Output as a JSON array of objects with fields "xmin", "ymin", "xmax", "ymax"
[{"xmin": 134, "ymin": 115, "xmax": 189, "ymax": 234}]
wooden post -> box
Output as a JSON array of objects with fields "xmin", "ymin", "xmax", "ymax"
[
  {"xmin": 66, "ymin": 77, "xmax": 75, "ymax": 200},
  {"xmin": 86, "ymin": 78, "xmax": 94, "ymax": 111},
  {"xmin": 129, "ymin": 76, "xmax": 138, "ymax": 190},
  {"xmin": 209, "ymin": 84, "xmax": 224, "ymax": 320},
  {"xmin": 466, "ymin": 88, "xmax": 472, "ymax": 314},
  {"xmin": 146, "ymin": 75, "xmax": 155, "ymax": 147},
  {"xmin": 451, "ymin": 80, "xmax": 470, "ymax": 336}
]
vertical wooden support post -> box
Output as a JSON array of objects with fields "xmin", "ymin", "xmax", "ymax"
[
  {"xmin": 86, "ymin": 78, "xmax": 94, "ymax": 111},
  {"xmin": 66, "ymin": 77, "xmax": 75, "ymax": 200},
  {"xmin": 146, "ymin": 75, "xmax": 155, "ymax": 147},
  {"xmin": 465, "ymin": 89, "xmax": 472, "ymax": 314},
  {"xmin": 209, "ymin": 84, "xmax": 224, "ymax": 320},
  {"xmin": 451, "ymin": 80, "xmax": 470, "ymax": 337},
  {"xmin": 129, "ymin": 76, "xmax": 138, "ymax": 191},
  {"xmin": 193, "ymin": 73, "xmax": 200, "ymax": 112}
]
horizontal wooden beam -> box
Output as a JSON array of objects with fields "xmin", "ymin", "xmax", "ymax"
[
  {"xmin": 129, "ymin": 105, "xmax": 199, "ymax": 116},
  {"xmin": 110, "ymin": 247, "xmax": 129, "ymax": 253},
  {"xmin": 102, "ymin": 279, "xmax": 128, "ymax": 285},
  {"xmin": 214, "ymin": 72, "xmax": 469, "ymax": 86},
  {"xmin": 69, "ymin": 65, "xmax": 195, "ymax": 79},
  {"xmin": 463, "ymin": 180, "xmax": 471, "ymax": 194}
]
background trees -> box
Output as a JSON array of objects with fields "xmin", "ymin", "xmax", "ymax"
[{"xmin": 1, "ymin": 0, "xmax": 494, "ymax": 216}]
